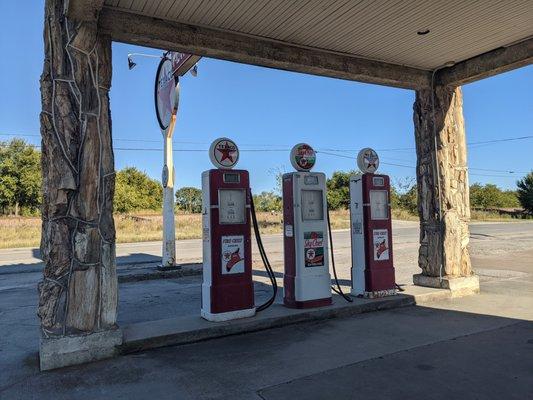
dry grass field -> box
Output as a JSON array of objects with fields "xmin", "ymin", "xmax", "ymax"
[
  {"xmin": 0, "ymin": 210, "xmax": 352, "ymax": 249},
  {"xmin": 0, "ymin": 208, "xmax": 521, "ymax": 249}
]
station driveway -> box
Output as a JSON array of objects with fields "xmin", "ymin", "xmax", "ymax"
[
  {"xmin": 0, "ymin": 221, "xmax": 532, "ymax": 399},
  {"xmin": 1, "ymin": 273, "xmax": 532, "ymax": 399}
]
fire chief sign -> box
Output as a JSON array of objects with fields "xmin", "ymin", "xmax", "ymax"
[
  {"xmin": 373, "ymin": 229, "xmax": 390, "ymax": 261},
  {"xmin": 221, "ymin": 235, "xmax": 245, "ymax": 274}
]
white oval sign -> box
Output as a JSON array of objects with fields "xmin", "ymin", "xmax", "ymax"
[
  {"xmin": 155, "ymin": 57, "xmax": 179, "ymax": 130},
  {"xmin": 209, "ymin": 138, "xmax": 239, "ymax": 169},
  {"xmin": 357, "ymin": 148, "xmax": 379, "ymax": 173},
  {"xmin": 290, "ymin": 143, "xmax": 316, "ymax": 171}
]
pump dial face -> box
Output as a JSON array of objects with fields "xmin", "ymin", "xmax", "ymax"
[
  {"xmin": 357, "ymin": 148, "xmax": 379, "ymax": 174},
  {"xmin": 209, "ymin": 137, "xmax": 239, "ymax": 169},
  {"xmin": 290, "ymin": 143, "xmax": 316, "ymax": 171}
]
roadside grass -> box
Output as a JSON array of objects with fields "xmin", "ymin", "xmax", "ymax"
[{"xmin": 0, "ymin": 209, "xmax": 528, "ymax": 249}]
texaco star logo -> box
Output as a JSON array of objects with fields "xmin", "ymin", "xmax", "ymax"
[
  {"xmin": 217, "ymin": 141, "xmax": 236, "ymax": 164},
  {"xmin": 357, "ymin": 148, "xmax": 379, "ymax": 173},
  {"xmin": 209, "ymin": 138, "xmax": 239, "ymax": 169}
]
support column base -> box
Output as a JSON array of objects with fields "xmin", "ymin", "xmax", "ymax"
[
  {"xmin": 39, "ymin": 328, "xmax": 123, "ymax": 371},
  {"xmin": 413, "ymin": 274, "xmax": 480, "ymax": 298}
]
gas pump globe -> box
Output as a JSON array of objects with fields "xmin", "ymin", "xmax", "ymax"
[{"xmin": 350, "ymin": 148, "xmax": 397, "ymax": 298}]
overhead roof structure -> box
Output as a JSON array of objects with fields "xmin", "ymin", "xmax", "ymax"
[{"xmin": 70, "ymin": 1, "xmax": 533, "ymax": 88}]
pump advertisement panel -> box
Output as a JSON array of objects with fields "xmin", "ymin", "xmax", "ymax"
[
  {"xmin": 372, "ymin": 229, "xmax": 390, "ymax": 261},
  {"xmin": 221, "ymin": 235, "xmax": 245, "ymax": 274},
  {"xmin": 304, "ymin": 231, "xmax": 325, "ymax": 267}
]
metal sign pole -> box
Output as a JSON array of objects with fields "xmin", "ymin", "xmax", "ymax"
[
  {"xmin": 161, "ymin": 114, "xmax": 177, "ymax": 268},
  {"xmin": 153, "ymin": 51, "xmax": 200, "ymax": 269}
]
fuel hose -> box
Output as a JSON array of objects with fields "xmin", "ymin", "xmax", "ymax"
[
  {"xmin": 250, "ymin": 191, "xmax": 278, "ymax": 312},
  {"xmin": 326, "ymin": 205, "xmax": 353, "ymax": 303}
]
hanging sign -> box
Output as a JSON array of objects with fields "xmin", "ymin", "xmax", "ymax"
[
  {"xmin": 290, "ymin": 143, "xmax": 316, "ymax": 171},
  {"xmin": 170, "ymin": 52, "xmax": 201, "ymax": 77},
  {"xmin": 357, "ymin": 148, "xmax": 379, "ymax": 174},
  {"xmin": 154, "ymin": 57, "xmax": 179, "ymax": 130},
  {"xmin": 209, "ymin": 137, "xmax": 239, "ymax": 169}
]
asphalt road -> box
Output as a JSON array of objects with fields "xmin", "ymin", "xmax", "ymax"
[{"xmin": 1, "ymin": 220, "xmax": 532, "ymax": 270}]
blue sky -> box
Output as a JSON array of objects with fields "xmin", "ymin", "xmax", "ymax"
[{"xmin": 1, "ymin": 1, "xmax": 531, "ymax": 192}]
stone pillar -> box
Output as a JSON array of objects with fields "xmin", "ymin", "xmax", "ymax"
[
  {"xmin": 412, "ymin": 85, "xmax": 479, "ymax": 295},
  {"xmin": 38, "ymin": 0, "xmax": 121, "ymax": 370}
]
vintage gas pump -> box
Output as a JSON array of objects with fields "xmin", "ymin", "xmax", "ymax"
[
  {"xmin": 201, "ymin": 138, "xmax": 277, "ymax": 322},
  {"xmin": 201, "ymin": 138, "xmax": 255, "ymax": 321},
  {"xmin": 350, "ymin": 148, "xmax": 396, "ymax": 298},
  {"xmin": 283, "ymin": 144, "xmax": 332, "ymax": 308}
]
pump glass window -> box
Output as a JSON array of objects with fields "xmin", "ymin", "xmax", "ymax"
[
  {"xmin": 218, "ymin": 189, "xmax": 246, "ymax": 224},
  {"xmin": 301, "ymin": 190, "xmax": 324, "ymax": 221},
  {"xmin": 369, "ymin": 190, "xmax": 388, "ymax": 220}
]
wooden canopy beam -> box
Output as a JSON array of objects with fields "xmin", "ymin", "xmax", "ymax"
[
  {"xmin": 436, "ymin": 37, "xmax": 533, "ymax": 87},
  {"xmin": 98, "ymin": 8, "xmax": 431, "ymax": 90}
]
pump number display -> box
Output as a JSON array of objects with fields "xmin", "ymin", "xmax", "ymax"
[
  {"xmin": 304, "ymin": 231, "xmax": 325, "ymax": 267},
  {"xmin": 219, "ymin": 189, "xmax": 246, "ymax": 224},
  {"xmin": 221, "ymin": 235, "xmax": 245, "ymax": 274}
]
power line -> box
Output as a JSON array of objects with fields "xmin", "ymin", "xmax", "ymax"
[
  {"xmin": 1, "ymin": 134, "xmax": 530, "ymax": 178},
  {"xmin": 3, "ymin": 133, "xmax": 532, "ymax": 150}
]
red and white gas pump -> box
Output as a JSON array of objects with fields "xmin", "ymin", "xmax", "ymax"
[
  {"xmin": 350, "ymin": 148, "xmax": 396, "ymax": 298},
  {"xmin": 201, "ymin": 138, "xmax": 255, "ymax": 321},
  {"xmin": 283, "ymin": 144, "xmax": 332, "ymax": 308}
]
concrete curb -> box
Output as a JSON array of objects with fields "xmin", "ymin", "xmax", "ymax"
[{"xmin": 120, "ymin": 285, "xmax": 451, "ymax": 355}]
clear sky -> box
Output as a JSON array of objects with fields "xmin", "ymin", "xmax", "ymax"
[{"xmin": 1, "ymin": 1, "xmax": 532, "ymax": 193}]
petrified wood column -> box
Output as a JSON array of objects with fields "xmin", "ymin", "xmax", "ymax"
[
  {"xmin": 38, "ymin": 0, "xmax": 119, "ymax": 369},
  {"xmin": 413, "ymin": 85, "xmax": 476, "ymax": 289}
]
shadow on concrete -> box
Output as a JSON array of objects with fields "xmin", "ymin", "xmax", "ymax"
[{"xmin": 1, "ymin": 304, "xmax": 531, "ymax": 400}]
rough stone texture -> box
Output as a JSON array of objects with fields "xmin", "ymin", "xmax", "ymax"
[
  {"xmin": 413, "ymin": 86, "xmax": 472, "ymax": 279},
  {"xmin": 413, "ymin": 274, "xmax": 480, "ymax": 298},
  {"xmin": 40, "ymin": 329, "xmax": 122, "ymax": 371},
  {"xmin": 39, "ymin": 0, "xmax": 117, "ymax": 337}
]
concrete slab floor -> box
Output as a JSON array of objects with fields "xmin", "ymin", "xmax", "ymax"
[
  {"xmin": 1, "ymin": 221, "xmax": 532, "ymax": 398},
  {"xmin": 1, "ymin": 275, "xmax": 532, "ymax": 399}
]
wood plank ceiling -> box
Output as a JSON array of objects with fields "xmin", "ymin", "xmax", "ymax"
[{"xmin": 103, "ymin": 0, "xmax": 533, "ymax": 70}]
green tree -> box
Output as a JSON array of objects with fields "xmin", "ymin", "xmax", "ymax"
[
  {"xmin": 391, "ymin": 177, "xmax": 417, "ymax": 214},
  {"xmin": 517, "ymin": 172, "xmax": 533, "ymax": 214},
  {"xmin": 253, "ymin": 191, "xmax": 282, "ymax": 212},
  {"xmin": 327, "ymin": 171, "xmax": 354, "ymax": 210},
  {"xmin": 114, "ymin": 167, "xmax": 162, "ymax": 213},
  {"xmin": 398, "ymin": 185, "xmax": 418, "ymax": 214},
  {"xmin": 0, "ymin": 139, "xmax": 41, "ymax": 215},
  {"xmin": 175, "ymin": 187, "xmax": 202, "ymax": 213},
  {"xmin": 470, "ymin": 183, "xmax": 519, "ymax": 209}
]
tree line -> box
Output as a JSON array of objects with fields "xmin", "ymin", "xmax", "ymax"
[{"xmin": 1, "ymin": 139, "xmax": 532, "ymax": 216}]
